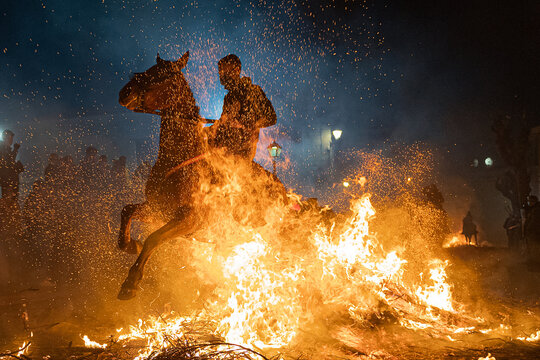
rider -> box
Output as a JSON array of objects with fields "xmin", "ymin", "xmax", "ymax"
[{"xmin": 209, "ymin": 54, "xmax": 276, "ymax": 162}]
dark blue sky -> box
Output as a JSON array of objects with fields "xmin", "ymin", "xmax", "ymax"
[{"xmin": 1, "ymin": 1, "xmax": 539, "ymax": 180}]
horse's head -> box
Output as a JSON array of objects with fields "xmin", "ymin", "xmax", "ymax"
[{"xmin": 119, "ymin": 51, "xmax": 198, "ymax": 117}]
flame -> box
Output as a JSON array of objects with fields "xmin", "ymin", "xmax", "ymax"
[
  {"xmin": 81, "ymin": 335, "xmax": 107, "ymax": 349},
  {"xmin": 111, "ymin": 315, "xmax": 195, "ymax": 360},
  {"xmin": 443, "ymin": 234, "xmax": 468, "ymax": 248},
  {"xmin": 84, "ymin": 160, "xmax": 536, "ymax": 357},
  {"xmin": 213, "ymin": 234, "xmax": 303, "ymax": 348},
  {"xmin": 414, "ymin": 260, "xmax": 454, "ymax": 313},
  {"xmin": 15, "ymin": 341, "xmax": 31, "ymax": 357},
  {"xmin": 517, "ymin": 330, "xmax": 540, "ymax": 342},
  {"xmin": 478, "ymin": 354, "xmax": 496, "ymax": 360},
  {"xmin": 87, "ymin": 186, "xmax": 469, "ymax": 354}
]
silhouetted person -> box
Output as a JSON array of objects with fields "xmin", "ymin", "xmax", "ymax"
[
  {"xmin": 422, "ymin": 183, "xmax": 445, "ymax": 210},
  {"xmin": 44, "ymin": 153, "xmax": 60, "ymax": 183},
  {"xmin": 22, "ymin": 179, "xmax": 48, "ymax": 268},
  {"xmin": 503, "ymin": 213, "xmax": 521, "ymax": 251},
  {"xmin": 59, "ymin": 155, "xmax": 75, "ymax": 184},
  {"xmin": 524, "ymin": 195, "xmax": 540, "ymax": 269},
  {"xmin": 111, "ymin": 156, "xmax": 127, "ymax": 186},
  {"xmin": 210, "ymin": 54, "xmax": 276, "ymax": 161},
  {"xmin": 462, "ymin": 211, "xmax": 478, "ymax": 246},
  {"xmin": 0, "ymin": 130, "xmax": 24, "ymax": 199},
  {"xmin": 80, "ymin": 146, "xmax": 98, "ymax": 176},
  {"xmin": 134, "ymin": 160, "xmax": 151, "ymax": 182},
  {"xmin": 96, "ymin": 154, "xmax": 111, "ymax": 187}
]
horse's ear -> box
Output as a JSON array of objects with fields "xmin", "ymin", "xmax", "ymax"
[
  {"xmin": 156, "ymin": 52, "xmax": 163, "ymax": 64},
  {"xmin": 176, "ymin": 51, "xmax": 189, "ymax": 69}
]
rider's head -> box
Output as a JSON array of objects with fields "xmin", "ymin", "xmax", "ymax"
[{"xmin": 218, "ymin": 54, "xmax": 241, "ymax": 90}]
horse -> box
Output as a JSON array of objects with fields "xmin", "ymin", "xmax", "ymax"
[
  {"xmin": 116, "ymin": 51, "xmax": 211, "ymax": 300},
  {"xmin": 116, "ymin": 51, "xmax": 288, "ymax": 300}
]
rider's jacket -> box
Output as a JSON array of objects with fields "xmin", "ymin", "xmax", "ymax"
[{"xmin": 211, "ymin": 76, "xmax": 276, "ymax": 161}]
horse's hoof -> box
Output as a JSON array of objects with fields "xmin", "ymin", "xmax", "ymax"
[
  {"xmin": 126, "ymin": 240, "xmax": 143, "ymax": 255},
  {"xmin": 118, "ymin": 284, "xmax": 138, "ymax": 300}
]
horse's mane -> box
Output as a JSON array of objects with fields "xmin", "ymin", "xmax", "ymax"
[{"xmin": 170, "ymin": 71, "xmax": 200, "ymax": 120}]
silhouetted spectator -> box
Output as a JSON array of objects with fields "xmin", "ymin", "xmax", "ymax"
[
  {"xmin": 111, "ymin": 156, "xmax": 128, "ymax": 188},
  {"xmin": 22, "ymin": 179, "xmax": 48, "ymax": 267},
  {"xmin": 525, "ymin": 195, "xmax": 540, "ymax": 264},
  {"xmin": 0, "ymin": 130, "xmax": 24, "ymax": 199},
  {"xmin": 80, "ymin": 146, "xmax": 99, "ymax": 182},
  {"xmin": 44, "ymin": 153, "xmax": 60, "ymax": 182},
  {"xmin": 132, "ymin": 160, "xmax": 151, "ymax": 202},
  {"xmin": 422, "ymin": 183, "xmax": 445, "ymax": 210},
  {"xmin": 133, "ymin": 160, "xmax": 151, "ymax": 182},
  {"xmin": 59, "ymin": 155, "xmax": 76, "ymax": 184},
  {"xmin": 503, "ymin": 213, "xmax": 521, "ymax": 251},
  {"xmin": 462, "ymin": 211, "xmax": 478, "ymax": 246},
  {"xmin": 0, "ymin": 194, "xmax": 24, "ymax": 248},
  {"xmin": 97, "ymin": 154, "xmax": 111, "ymax": 187}
]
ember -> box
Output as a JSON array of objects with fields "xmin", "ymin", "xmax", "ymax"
[{"xmin": 2, "ymin": 1, "xmax": 540, "ymax": 359}]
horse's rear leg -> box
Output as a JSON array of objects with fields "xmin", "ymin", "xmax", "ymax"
[
  {"xmin": 118, "ymin": 206, "xmax": 200, "ymax": 300},
  {"xmin": 118, "ymin": 203, "xmax": 148, "ymax": 254}
]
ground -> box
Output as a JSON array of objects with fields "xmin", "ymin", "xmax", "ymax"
[{"xmin": 1, "ymin": 246, "xmax": 540, "ymax": 359}]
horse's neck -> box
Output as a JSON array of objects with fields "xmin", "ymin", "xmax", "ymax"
[{"xmin": 157, "ymin": 113, "xmax": 203, "ymax": 164}]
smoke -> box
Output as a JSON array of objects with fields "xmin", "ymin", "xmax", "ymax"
[{"xmin": 1, "ymin": 1, "xmax": 392, "ymax": 190}]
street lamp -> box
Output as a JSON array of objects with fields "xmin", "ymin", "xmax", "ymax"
[
  {"xmin": 267, "ymin": 140, "xmax": 282, "ymax": 175},
  {"xmin": 330, "ymin": 129, "xmax": 342, "ymax": 171}
]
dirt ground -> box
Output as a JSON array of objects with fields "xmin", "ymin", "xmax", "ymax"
[{"xmin": 2, "ymin": 246, "xmax": 540, "ymax": 359}]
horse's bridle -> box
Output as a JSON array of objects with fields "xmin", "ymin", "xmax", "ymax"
[{"xmin": 130, "ymin": 70, "xmax": 213, "ymax": 127}]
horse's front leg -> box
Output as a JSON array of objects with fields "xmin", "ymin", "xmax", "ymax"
[
  {"xmin": 117, "ymin": 206, "xmax": 201, "ymax": 300},
  {"xmin": 118, "ymin": 202, "xmax": 149, "ymax": 254}
]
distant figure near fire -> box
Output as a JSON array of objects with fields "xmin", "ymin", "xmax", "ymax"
[
  {"xmin": 462, "ymin": 211, "xmax": 478, "ymax": 246},
  {"xmin": 209, "ymin": 54, "xmax": 276, "ymax": 161}
]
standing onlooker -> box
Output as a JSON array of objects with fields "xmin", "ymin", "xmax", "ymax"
[
  {"xmin": 44, "ymin": 153, "xmax": 60, "ymax": 183},
  {"xmin": 0, "ymin": 130, "xmax": 24, "ymax": 199},
  {"xmin": 524, "ymin": 195, "xmax": 540, "ymax": 268},
  {"xmin": 503, "ymin": 212, "xmax": 521, "ymax": 251}
]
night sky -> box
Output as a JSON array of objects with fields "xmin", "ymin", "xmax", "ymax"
[{"xmin": 1, "ymin": 0, "xmax": 539, "ymax": 188}]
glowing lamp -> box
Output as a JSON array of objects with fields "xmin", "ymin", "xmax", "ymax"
[
  {"xmin": 332, "ymin": 129, "xmax": 342, "ymax": 140},
  {"xmin": 267, "ymin": 141, "xmax": 282, "ymax": 158},
  {"xmin": 343, "ymin": 181, "xmax": 350, "ymax": 188},
  {"xmin": 267, "ymin": 140, "xmax": 282, "ymax": 175},
  {"xmin": 484, "ymin": 157, "xmax": 493, "ymax": 167}
]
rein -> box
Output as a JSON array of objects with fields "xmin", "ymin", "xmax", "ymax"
[
  {"xmin": 133, "ymin": 108, "xmax": 214, "ymax": 127},
  {"xmin": 165, "ymin": 153, "xmax": 209, "ymax": 179}
]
